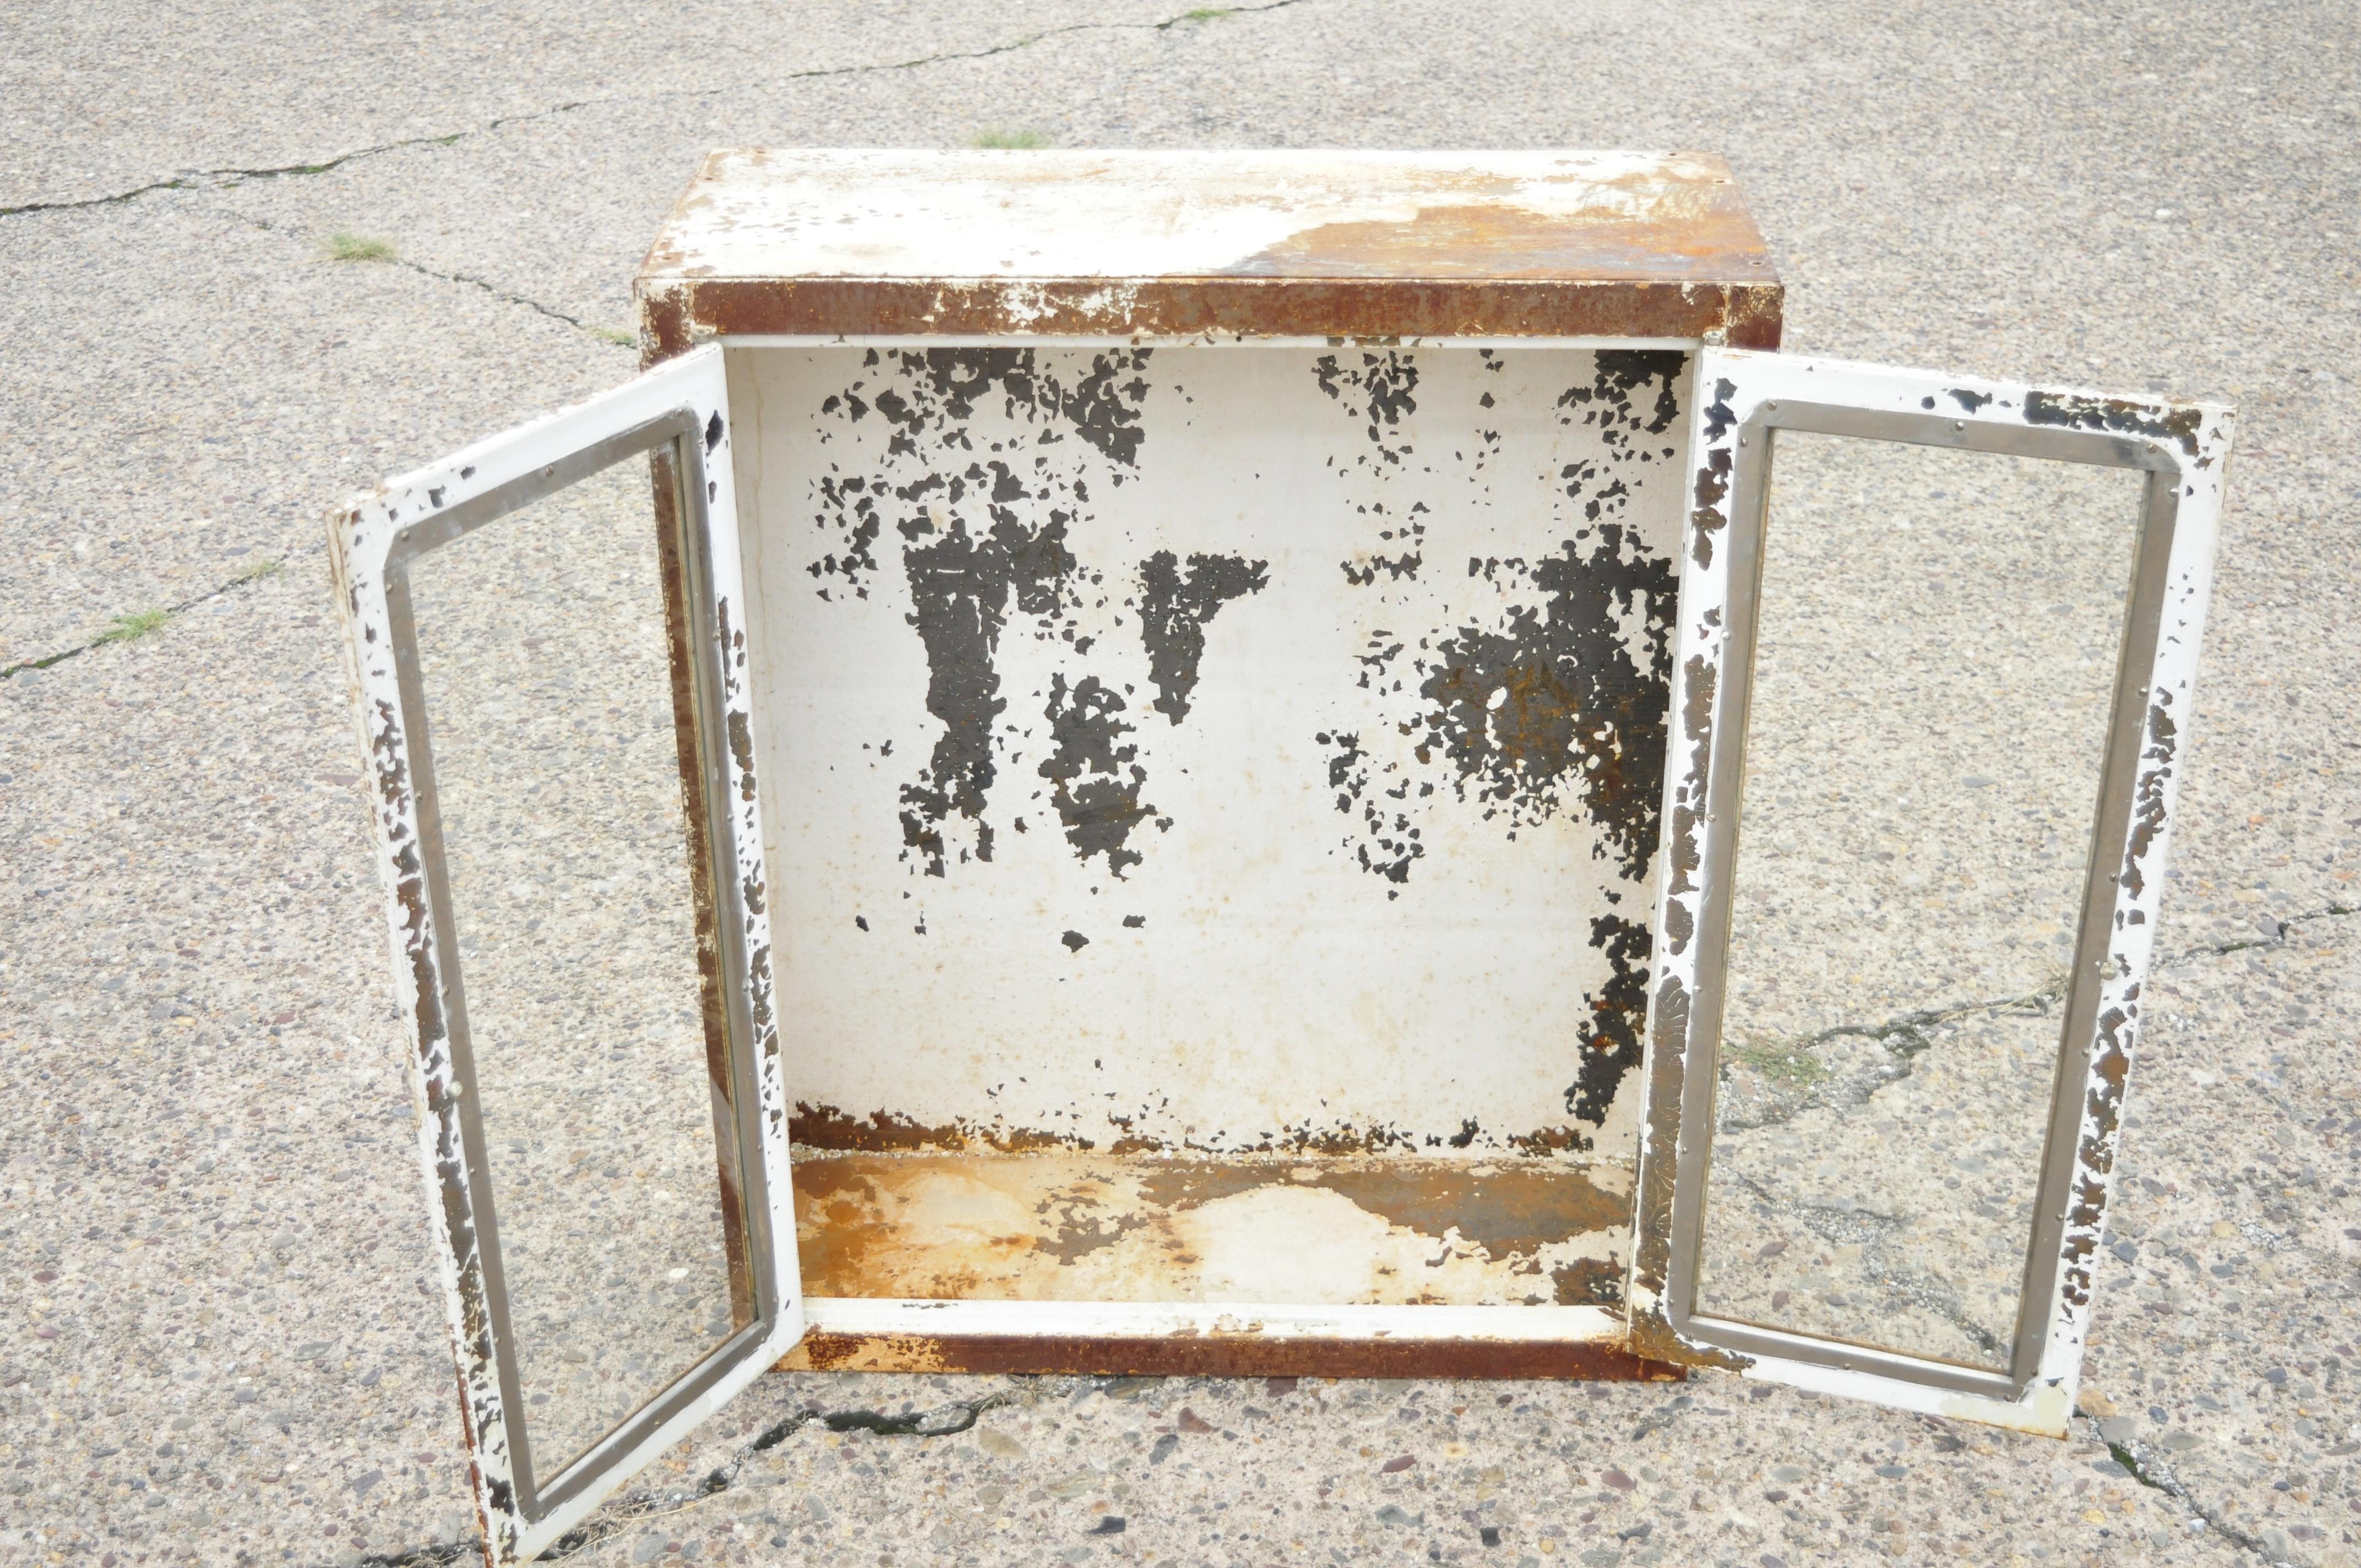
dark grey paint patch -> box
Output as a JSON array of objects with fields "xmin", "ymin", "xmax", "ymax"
[
  {"xmin": 2022, "ymin": 389, "xmax": 2201, "ymax": 457},
  {"xmin": 1039, "ymin": 674, "xmax": 1154, "ymax": 878},
  {"xmin": 1569, "ymin": 912, "xmax": 1652, "ymax": 1126},
  {"xmin": 1315, "ymin": 349, "xmax": 1427, "ymax": 581},
  {"xmin": 1316, "ymin": 351, "xmax": 1687, "ymax": 1131},
  {"xmin": 811, "ymin": 349, "xmax": 1163, "ymax": 877},
  {"xmin": 1316, "ymin": 727, "xmax": 1422, "ymax": 895},
  {"xmin": 1415, "ymin": 522, "xmax": 1676, "ymax": 879},
  {"xmin": 897, "ymin": 514, "xmax": 1077, "ymax": 877},
  {"xmin": 1138, "ymin": 551, "xmax": 1269, "ymax": 722}
]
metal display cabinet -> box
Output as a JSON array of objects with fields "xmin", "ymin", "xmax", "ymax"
[{"xmin": 328, "ymin": 150, "xmax": 2231, "ymax": 1561}]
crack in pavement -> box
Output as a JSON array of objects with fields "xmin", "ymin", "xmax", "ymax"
[
  {"xmin": 0, "ymin": 0, "xmax": 1311, "ymax": 221},
  {"xmin": 1, "ymin": 551, "xmax": 309, "ymax": 682},
  {"xmin": 209, "ymin": 203, "xmax": 633, "ymax": 345},
  {"xmin": 2162, "ymin": 900, "xmax": 2359, "ymax": 966},
  {"xmin": 2086, "ymin": 1414, "xmax": 2276, "ymax": 1561},
  {"xmin": 1698, "ymin": 907, "xmax": 2361, "ymax": 1382},
  {"xmin": 352, "ymin": 1392, "xmax": 1010, "ymax": 1568},
  {"xmin": 378, "ymin": 254, "xmax": 618, "ymax": 341},
  {"xmin": 1723, "ymin": 1172, "xmax": 2012, "ymax": 1363},
  {"xmin": 4, "ymin": 194, "xmax": 635, "ymax": 678},
  {"xmin": 1714, "ymin": 979, "xmax": 2064, "ymax": 1136},
  {"xmin": 1717, "ymin": 902, "xmax": 2361, "ymax": 1135}
]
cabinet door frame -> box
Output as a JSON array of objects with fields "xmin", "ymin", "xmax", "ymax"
[
  {"xmin": 1626, "ymin": 347, "xmax": 2232, "ymax": 1433},
  {"xmin": 327, "ymin": 345, "xmax": 802, "ymax": 1562}
]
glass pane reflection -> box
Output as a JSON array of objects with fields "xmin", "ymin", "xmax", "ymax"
[
  {"xmin": 1694, "ymin": 432, "xmax": 2140, "ymax": 1369},
  {"xmin": 407, "ymin": 454, "xmax": 737, "ymax": 1473}
]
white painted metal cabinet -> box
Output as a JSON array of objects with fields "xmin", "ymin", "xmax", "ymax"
[{"xmin": 328, "ymin": 150, "xmax": 2228, "ymax": 1560}]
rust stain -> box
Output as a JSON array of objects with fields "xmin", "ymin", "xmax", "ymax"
[
  {"xmin": 792, "ymin": 1101, "xmax": 1079, "ymax": 1155},
  {"xmin": 638, "ymin": 150, "xmax": 1785, "ymax": 347},
  {"xmin": 2121, "ymin": 693, "xmax": 2177, "ymax": 899},
  {"xmin": 638, "ymin": 276, "xmax": 1784, "ymax": 352},
  {"xmin": 1218, "ymin": 201, "xmax": 1771, "ymax": 281},
  {"xmin": 645, "ymin": 440, "xmax": 759, "ymax": 1331},
  {"xmin": 790, "ymin": 1152, "xmax": 1632, "ymax": 1308},
  {"xmin": 2022, "ymin": 390, "xmax": 2204, "ymax": 458},
  {"xmin": 792, "ymin": 1100, "xmax": 1563, "ymax": 1159},
  {"xmin": 1627, "ymin": 973, "xmax": 1690, "ymax": 1309},
  {"xmin": 1550, "ymin": 1258, "xmax": 1624, "ymax": 1306},
  {"xmin": 2060, "ymin": 995, "xmax": 2138, "ymax": 1311},
  {"xmin": 779, "ymin": 1330, "xmax": 1684, "ymax": 1381},
  {"xmin": 638, "ymin": 285, "xmax": 694, "ymax": 369}
]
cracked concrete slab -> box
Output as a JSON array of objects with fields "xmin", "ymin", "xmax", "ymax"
[
  {"xmin": 191, "ymin": 1, "xmax": 1322, "ymax": 340},
  {"xmin": 164, "ymin": 0, "xmax": 2361, "ymax": 956},
  {"xmin": 0, "ymin": 0, "xmax": 1183, "ymax": 211},
  {"xmin": 0, "ymin": 194, "xmax": 625, "ymax": 673},
  {"xmin": 6, "ymin": 0, "xmax": 2360, "ymax": 1565},
  {"xmin": 2076, "ymin": 914, "xmax": 2361, "ymax": 1561},
  {"xmin": 482, "ymin": 1365, "xmax": 2265, "ymax": 1567}
]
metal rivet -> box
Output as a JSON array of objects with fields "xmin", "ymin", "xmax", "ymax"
[
  {"xmin": 1738, "ymin": 435, "xmax": 1748, "ymax": 447},
  {"xmin": 1954, "ymin": 421, "xmax": 1965, "ymax": 432}
]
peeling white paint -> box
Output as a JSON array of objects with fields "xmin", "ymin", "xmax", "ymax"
[
  {"xmin": 644, "ymin": 149, "xmax": 1753, "ymax": 284},
  {"xmin": 328, "ymin": 346, "xmax": 802, "ymax": 1563},
  {"xmin": 1627, "ymin": 347, "xmax": 2232, "ymax": 1432}
]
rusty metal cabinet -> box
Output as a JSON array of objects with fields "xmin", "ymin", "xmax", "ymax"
[{"xmin": 329, "ymin": 150, "xmax": 2230, "ymax": 1561}]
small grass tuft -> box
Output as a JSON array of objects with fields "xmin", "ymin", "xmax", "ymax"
[
  {"xmin": 595, "ymin": 326, "xmax": 638, "ymax": 348},
  {"xmin": 972, "ymin": 127, "xmax": 1049, "ymax": 150},
  {"xmin": 326, "ymin": 231, "xmax": 396, "ymax": 263},
  {"xmin": 240, "ymin": 557, "xmax": 285, "ymax": 582},
  {"xmin": 1724, "ymin": 1036, "xmax": 1831, "ymax": 1085},
  {"xmin": 97, "ymin": 607, "xmax": 173, "ymax": 645},
  {"xmin": 1178, "ymin": 6, "xmax": 1237, "ymax": 19}
]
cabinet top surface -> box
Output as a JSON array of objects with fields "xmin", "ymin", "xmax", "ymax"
[
  {"xmin": 642, "ymin": 149, "xmax": 1771, "ymax": 284},
  {"xmin": 635, "ymin": 150, "xmax": 1782, "ymax": 345}
]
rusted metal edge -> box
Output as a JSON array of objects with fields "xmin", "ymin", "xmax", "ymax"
[
  {"xmin": 777, "ymin": 1331, "xmax": 1684, "ymax": 1381},
  {"xmin": 648, "ymin": 438, "xmax": 755, "ymax": 1333},
  {"xmin": 636, "ymin": 276, "xmax": 1782, "ymax": 362}
]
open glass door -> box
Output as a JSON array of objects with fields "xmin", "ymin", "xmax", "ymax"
[
  {"xmin": 328, "ymin": 346, "xmax": 801, "ymax": 1561},
  {"xmin": 1627, "ymin": 348, "xmax": 2232, "ymax": 1433}
]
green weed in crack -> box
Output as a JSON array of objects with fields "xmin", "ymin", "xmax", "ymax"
[
  {"xmin": 2, "ymin": 553, "xmax": 297, "ymax": 680},
  {"xmin": 326, "ymin": 230, "xmax": 396, "ymax": 262},
  {"xmin": 2079, "ymin": 1414, "xmax": 2269, "ymax": 1556},
  {"xmin": 95, "ymin": 606, "xmax": 173, "ymax": 644},
  {"xmin": 1715, "ymin": 975, "xmax": 2067, "ymax": 1135}
]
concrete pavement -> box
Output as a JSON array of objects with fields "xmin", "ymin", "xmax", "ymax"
[{"xmin": 5, "ymin": 2, "xmax": 2358, "ymax": 1564}]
